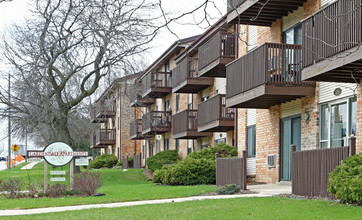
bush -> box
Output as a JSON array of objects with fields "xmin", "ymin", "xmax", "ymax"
[
  {"xmin": 116, "ymin": 160, "xmax": 123, "ymax": 167},
  {"xmin": 216, "ymin": 184, "xmax": 241, "ymax": 195},
  {"xmin": 45, "ymin": 184, "xmax": 67, "ymax": 197},
  {"xmin": 73, "ymin": 172, "xmax": 102, "ymax": 195},
  {"xmin": 128, "ymin": 156, "xmax": 134, "ymax": 168},
  {"xmin": 89, "ymin": 154, "xmax": 118, "ymax": 169},
  {"xmin": 328, "ymin": 154, "xmax": 362, "ymax": 204},
  {"xmin": 153, "ymin": 158, "xmax": 215, "ymax": 185},
  {"xmin": 187, "ymin": 142, "xmax": 237, "ymax": 160},
  {"xmin": 0, "ymin": 179, "xmax": 22, "ymax": 199},
  {"xmin": 147, "ymin": 150, "xmax": 179, "ymax": 171}
]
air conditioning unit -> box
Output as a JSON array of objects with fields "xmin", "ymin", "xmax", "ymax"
[{"xmin": 267, "ymin": 154, "xmax": 276, "ymax": 168}]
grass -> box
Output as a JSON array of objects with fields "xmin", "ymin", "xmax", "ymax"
[
  {"xmin": 0, "ymin": 162, "xmax": 215, "ymax": 209},
  {"xmin": 2, "ymin": 197, "xmax": 361, "ymax": 219}
]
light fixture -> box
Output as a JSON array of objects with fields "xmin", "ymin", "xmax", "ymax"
[
  {"xmin": 304, "ymin": 110, "xmax": 310, "ymax": 124},
  {"xmin": 334, "ymin": 88, "xmax": 342, "ymax": 96}
]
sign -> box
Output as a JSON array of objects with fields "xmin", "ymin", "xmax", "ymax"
[
  {"xmin": 5, "ymin": 159, "xmax": 15, "ymax": 168},
  {"xmin": 11, "ymin": 144, "xmax": 19, "ymax": 153},
  {"xmin": 27, "ymin": 142, "xmax": 88, "ymax": 167},
  {"xmin": 15, "ymin": 154, "xmax": 24, "ymax": 163},
  {"xmin": 50, "ymin": 171, "xmax": 66, "ymax": 175},
  {"xmin": 75, "ymin": 158, "xmax": 89, "ymax": 166},
  {"xmin": 50, "ymin": 177, "xmax": 66, "ymax": 182}
]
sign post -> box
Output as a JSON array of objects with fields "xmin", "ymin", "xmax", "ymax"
[{"xmin": 44, "ymin": 160, "xmax": 48, "ymax": 191}]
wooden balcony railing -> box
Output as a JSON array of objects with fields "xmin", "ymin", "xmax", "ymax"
[
  {"xmin": 198, "ymin": 95, "xmax": 234, "ymax": 131},
  {"xmin": 129, "ymin": 119, "xmax": 149, "ymax": 140},
  {"xmin": 94, "ymin": 100, "xmax": 116, "ymax": 118},
  {"xmin": 198, "ymin": 32, "xmax": 236, "ymax": 71},
  {"xmin": 171, "ymin": 57, "xmax": 198, "ymax": 88},
  {"xmin": 141, "ymin": 71, "xmax": 172, "ymax": 98},
  {"xmin": 90, "ymin": 132, "xmax": 96, "ymax": 148},
  {"xmin": 91, "ymin": 129, "xmax": 116, "ymax": 148},
  {"xmin": 172, "ymin": 110, "xmax": 198, "ymax": 134},
  {"xmin": 129, "ymin": 88, "xmax": 154, "ymax": 107},
  {"xmin": 227, "ymin": 43, "xmax": 315, "ymax": 99},
  {"xmin": 142, "ymin": 111, "xmax": 171, "ymax": 134},
  {"xmin": 302, "ymin": 0, "xmax": 362, "ymax": 69},
  {"xmin": 227, "ymin": 0, "xmax": 246, "ymax": 13}
]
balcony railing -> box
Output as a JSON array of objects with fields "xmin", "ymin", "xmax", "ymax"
[
  {"xmin": 141, "ymin": 71, "xmax": 172, "ymax": 98},
  {"xmin": 302, "ymin": 0, "xmax": 362, "ymax": 69},
  {"xmin": 129, "ymin": 88, "xmax": 155, "ymax": 107},
  {"xmin": 90, "ymin": 107, "xmax": 106, "ymax": 123},
  {"xmin": 172, "ymin": 110, "xmax": 212, "ymax": 139},
  {"xmin": 198, "ymin": 32, "xmax": 236, "ymax": 77},
  {"xmin": 90, "ymin": 129, "xmax": 116, "ymax": 148},
  {"xmin": 130, "ymin": 119, "xmax": 150, "ymax": 140},
  {"xmin": 142, "ymin": 111, "xmax": 171, "ymax": 135},
  {"xmin": 198, "ymin": 95, "xmax": 234, "ymax": 132},
  {"xmin": 172, "ymin": 57, "xmax": 213, "ymax": 93}
]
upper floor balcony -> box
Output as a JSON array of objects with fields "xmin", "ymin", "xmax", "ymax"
[
  {"xmin": 171, "ymin": 57, "xmax": 213, "ymax": 93},
  {"xmin": 226, "ymin": 43, "xmax": 315, "ymax": 109},
  {"xmin": 141, "ymin": 71, "xmax": 172, "ymax": 98},
  {"xmin": 198, "ymin": 94, "xmax": 235, "ymax": 132},
  {"xmin": 172, "ymin": 110, "xmax": 212, "ymax": 139},
  {"xmin": 130, "ymin": 119, "xmax": 151, "ymax": 140},
  {"xmin": 198, "ymin": 32, "xmax": 236, "ymax": 77},
  {"xmin": 90, "ymin": 128, "xmax": 116, "ymax": 148},
  {"xmin": 227, "ymin": 0, "xmax": 307, "ymax": 26},
  {"xmin": 142, "ymin": 111, "xmax": 171, "ymax": 136},
  {"xmin": 302, "ymin": 0, "xmax": 362, "ymax": 82},
  {"xmin": 90, "ymin": 101, "xmax": 116, "ymax": 123},
  {"xmin": 129, "ymin": 85, "xmax": 155, "ymax": 107}
]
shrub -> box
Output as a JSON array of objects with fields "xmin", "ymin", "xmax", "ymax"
[
  {"xmin": 187, "ymin": 142, "xmax": 237, "ymax": 160},
  {"xmin": 116, "ymin": 160, "xmax": 123, "ymax": 167},
  {"xmin": 152, "ymin": 166, "xmax": 171, "ymax": 184},
  {"xmin": 73, "ymin": 172, "xmax": 102, "ymax": 195},
  {"xmin": 89, "ymin": 154, "xmax": 118, "ymax": 169},
  {"xmin": 128, "ymin": 156, "xmax": 134, "ymax": 168},
  {"xmin": 153, "ymin": 158, "xmax": 215, "ymax": 185},
  {"xmin": 147, "ymin": 150, "xmax": 179, "ymax": 171},
  {"xmin": 328, "ymin": 154, "xmax": 362, "ymax": 204},
  {"xmin": 216, "ymin": 184, "xmax": 241, "ymax": 195},
  {"xmin": 45, "ymin": 184, "xmax": 67, "ymax": 197},
  {"xmin": 0, "ymin": 179, "xmax": 22, "ymax": 199}
]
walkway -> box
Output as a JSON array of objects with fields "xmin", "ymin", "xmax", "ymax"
[
  {"xmin": 21, "ymin": 161, "xmax": 41, "ymax": 170},
  {"xmin": 0, "ymin": 194, "xmax": 272, "ymax": 216},
  {"xmin": 248, "ymin": 181, "xmax": 292, "ymax": 195}
]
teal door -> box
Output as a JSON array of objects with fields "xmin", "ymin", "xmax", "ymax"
[{"xmin": 281, "ymin": 116, "xmax": 301, "ymax": 180}]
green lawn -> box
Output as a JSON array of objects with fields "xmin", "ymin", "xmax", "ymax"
[
  {"xmin": 0, "ymin": 162, "xmax": 215, "ymax": 209},
  {"xmin": 3, "ymin": 197, "xmax": 361, "ymax": 219}
]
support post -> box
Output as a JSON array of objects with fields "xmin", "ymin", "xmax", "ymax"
[
  {"xmin": 70, "ymin": 159, "xmax": 74, "ymax": 190},
  {"xmin": 349, "ymin": 136, "xmax": 356, "ymax": 157},
  {"xmin": 290, "ymin": 144, "xmax": 296, "ymax": 194},
  {"xmin": 44, "ymin": 160, "xmax": 48, "ymax": 191},
  {"xmin": 242, "ymin": 150, "xmax": 247, "ymax": 191},
  {"xmin": 215, "ymin": 153, "xmax": 219, "ymax": 186}
]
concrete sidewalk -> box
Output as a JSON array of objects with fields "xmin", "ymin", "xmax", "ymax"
[
  {"xmin": 248, "ymin": 181, "xmax": 291, "ymax": 195},
  {"xmin": 0, "ymin": 194, "xmax": 272, "ymax": 216},
  {"xmin": 21, "ymin": 161, "xmax": 41, "ymax": 170}
]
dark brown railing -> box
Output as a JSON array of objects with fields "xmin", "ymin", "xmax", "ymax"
[
  {"xmin": 199, "ymin": 32, "xmax": 236, "ymax": 71},
  {"xmin": 130, "ymin": 119, "xmax": 142, "ymax": 139},
  {"xmin": 302, "ymin": 0, "xmax": 362, "ymax": 68},
  {"xmin": 172, "ymin": 110, "xmax": 198, "ymax": 134},
  {"xmin": 227, "ymin": 43, "xmax": 315, "ymax": 99},
  {"xmin": 91, "ymin": 129, "xmax": 116, "ymax": 147},
  {"xmin": 142, "ymin": 71, "xmax": 172, "ymax": 95},
  {"xmin": 93, "ymin": 100, "xmax": 116, "ymax": 117},
  {"xmin": 171, "ymin": 57, "xmax": 198, "ymax": 88},
  {"xmin": 142, "ymin": 111, "xmax": 171, "ymax": 133},
  {"xmin": 133, "ymin": 154, "xmax": 142, "ymax": 169},
  {"xmin": 198, "ymin": 95, "xmax": 234, "ymax": 126},
  {"xmin": 291, "ymin": 137, "xmax": 356, "ymax": 198},
  {"xmin": 227, "ymin": 0, "xmax": 247, "ymax": 13}
]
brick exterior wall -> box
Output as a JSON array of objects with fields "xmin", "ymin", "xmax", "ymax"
[
  {"xmin": 237, "ymin": 109, "xmax": 247, "ymax": 157},
  {"xmin": 356, "ymin": 79, "xmax": 362, "ymax": 153}
]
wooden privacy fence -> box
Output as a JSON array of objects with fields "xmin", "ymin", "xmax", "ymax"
[
  {"xmin": 291, "ymin": 137, "xmax": 356, "ymax": 197},
  {"xmin": 122, "ymin": 157, "xmax": 128, "ymax": 169},
  {"xmin": 215, "ymin": 151, "xmax": 247, "ymax": 190},
  {"xmin": 133, "ymin": 154, "xmax": 142, "ymax": 169}
]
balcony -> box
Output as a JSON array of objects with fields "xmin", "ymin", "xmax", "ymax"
[
  {"xmin": 198, "ymin": 32, "xmax": 236, "ymax": 77},
  {"xmin": 90, "ymin": 129, "xmax": 116, "ymax": 148},
  {"xmin": 172, "ymin": 110, "xmax": 212, "ymax": 139},
  {"xmin": 142, "ymin": 111, "xmax": 171, "ymax": 135},
  {"xmin": 141, "ymin": 71, "xmax": 172, "ymax": 98},
  {"xmin": 129, "ymin": 86, "xmax": 155, "ymax": 107},
  {"xmin": 198, "ymin": 95, "xmax": 234, "ymax": 132},
  {"xmin": 227, "ymin": 0, "xmax": 307, "ymax": 26},
  {"xmin": 302, "ymin": 0, "xmax": 362, "ymax": 82},
  {"xmin": 172, "ymin": 57, "xmax": 213, "ymax": 93},
  {"xmin": 90, "ymin": 101, "xmax": 116, "ymax": 123},
  {"xmin": 226, "ymin": 43, "xmax": 315, "ymax": 109},
  {"xmin": 130, "ymin": 119, "xmax": 151, "ymax": 140}
]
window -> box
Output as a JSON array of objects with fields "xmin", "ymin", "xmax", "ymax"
[
  {"xmin": 320, "ymin": 97, "xmax": 356, "ymax": 148},
  {"xmin": 143, "ymin": 145, "xmax": 145, "ymax": 159},
  {"xmin": 283, "ymin": 24, "xmax": 302, "ymax": 45},
  {"xmin": 247, "ymin": 125, "xmax": 256, "ymax": 157},
  {"xmin": 156, "ymin": 140, "xmax": 161, "ymax": 153},
  {"xmin": 165, "ymin": 60, "xmax": 170, "ymax": 87},
  {"xmin": 176, "ymin": 94, "xmax": 180, "ymax": 112},
  {"xmin": 188, "ymin": 103, "xmax": 193, "ymax": 109},
  {"xmin": 149, "ymin": 143, "xmax": 154, "ymax": 157},
  {"xmin": 165, "ymin": 100, "xmax": 170, "ymax": 112},
  {"xmin": 164, "ymin": 138, "xmax": 169, "ymax": 151},
  {"xmin": 175, "ymin": 139, "xmax": 179, "ymax": 152},
  {"xmin": 214, "ymin": 138, "xmax": 226, "ymax": 145}
]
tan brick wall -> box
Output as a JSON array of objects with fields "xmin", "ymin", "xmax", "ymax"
[
  {"xmin": 356, "ymin": 80, "xmax": 362, "ymax": 153},
  {"xmin": 304, "ymin": 0, "xmax": 321, "ymax": 18},
  {"xmin": 237, "ymin": 109, "xmax": 247, "ymax": 157},
  {"xmin": 301, "ymin": 85, "xmax": 319, "ymax": 150}
]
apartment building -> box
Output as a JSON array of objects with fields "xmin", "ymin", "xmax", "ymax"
[
  {"xmin": 90, "ymin": 74, "xmax": 143, "ymax": 159},
  {"xmin": 227, "ymin": 0, "xmax": 361, "ymax": 183}
]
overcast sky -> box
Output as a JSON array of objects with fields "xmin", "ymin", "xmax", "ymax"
[{"xmin": 0, "ymin": 0, "xmax": 227, "ymax": 152}]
